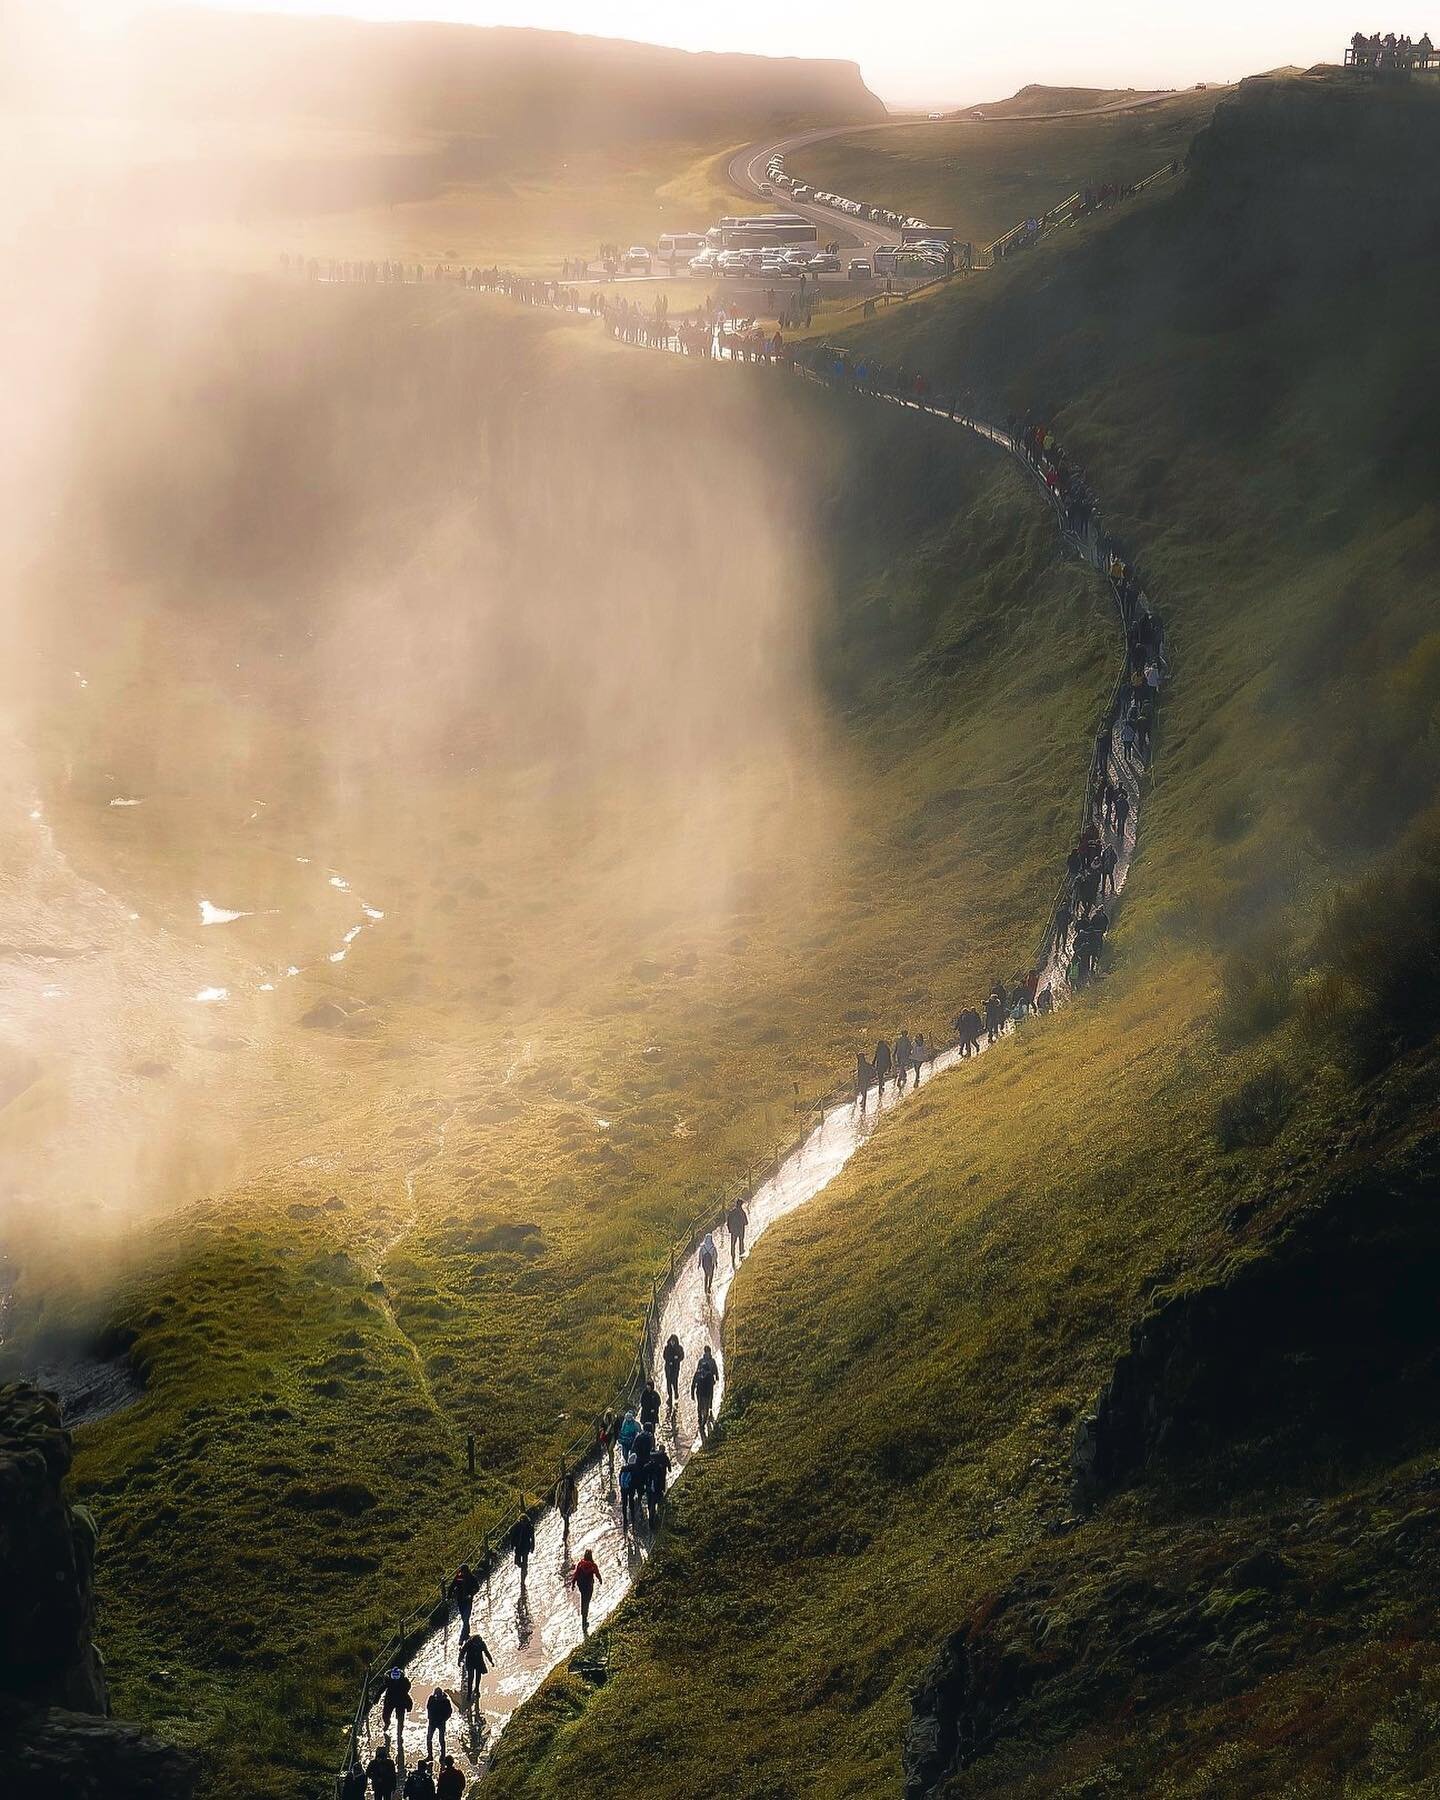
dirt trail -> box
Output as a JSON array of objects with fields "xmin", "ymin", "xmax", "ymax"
[{"xmin": 365, "ymin": 1105, "xmax": 462, "ymax": 1432}]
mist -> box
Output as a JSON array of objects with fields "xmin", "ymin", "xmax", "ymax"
[{"xmin": 0, "ymin": 34, "xmax": 841, "ymax": 1349}]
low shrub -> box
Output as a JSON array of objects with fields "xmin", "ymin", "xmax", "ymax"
[
  {"xmin": 1298, "ymin": 818, "xmax": 1440, "ymax": 1078},
  {"xmin": 1215, "ymin": 933, "xmax": 1295, "ymax": 1046},
  {"xmin": 1214, "ymin": 1063, "xmax": 1293, "ymax": 1151}
]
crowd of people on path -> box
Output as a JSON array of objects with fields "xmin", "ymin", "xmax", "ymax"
[
  {"xmin": 346, "ymin": 1301, "xmax": 729, "ymax": 1792},
  {"xmin": 854, "ymin": 1028, "xmax": 932, "ymax": 1112},
  {"xmin": 337, "ymin": 244, "xmax": 1170, "ymax": 1800},
  {"xmin": 1349, "ymin": 28, "xmax": 1436, "ymax": 66},
  {"xmin": 346, "ymin": 1665, "xmax": 470, "ymax": 1800}
]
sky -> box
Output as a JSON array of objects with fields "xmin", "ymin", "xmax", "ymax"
[{"xmin": 58, "ymin": 0, "xmax": 1376, "ymax": 105}]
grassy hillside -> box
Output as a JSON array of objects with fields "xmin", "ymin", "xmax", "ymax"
[
  {"xmin": 487, "ymin": 71, "xmax": 1440, "ymax": 1799},
  {"xmin": 0, "ymin": 275, "xmax": 1119, "ymax": 1797},
  {"xmin": 790, "ymin": 89, "xmax": 1223, "ymax": 244},
  {"xmin": 958, "ymin": 84, "xmax": 1179, "ymax": 119}
]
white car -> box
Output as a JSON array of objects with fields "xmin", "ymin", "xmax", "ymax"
[
  {"xmin": 688, "ymin": 249, "xmax": 720, "ymax": 271},
  {"xmin": 623, "ymin": 245, "xmax": 651, "ymax": 271}
]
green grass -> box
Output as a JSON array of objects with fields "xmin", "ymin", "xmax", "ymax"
[
  {"xmin": 789, "ymin": 90, "xmax": 1223, "ymax": 247},
  {"xmin": 479, "ymin": 70, "xmax": 1440, "ymax": 1799},
  {"xmin": 5, "ymin": 274, "xmax": 1120, "ymax": 1797}
]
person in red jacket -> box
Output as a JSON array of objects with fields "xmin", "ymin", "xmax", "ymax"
[{"xmin": 569, "ymin": 1549, "xmax": 603, "ymax": 1634}]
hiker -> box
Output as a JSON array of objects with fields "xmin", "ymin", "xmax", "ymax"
[
  {"xmin": 911, "ymin": 1033, "xmax": 927, "ymax": 1087},
  {"xmin": 1120, "ymin": 715, "xmax": 1138, "ymax": 766},
  {"xmin": 984, "ymin": 992, "xmax": 1004, "ymax": 1044},
  {"xmin": 726, "ymin": 1197, "xmax": 749, "ymax": 1266},
  {"xmin": 458, "ymin": 1630, "xmax": 492, "ymax": 1707},
  {"xmin": 615, "ymin": 1408, "xmax": 638, "ymax": 1458},
  {"xmin": 1053, "ymin": 895, "xmax": 1075, "ymax": 956},
  {"xmin": 512, "ymin": 1511, "xmax": 535, "ymax": 1581},
  {"xmin": 1113, "ymin": 785, "xmax": 1131, "ymax": 838},
  {"xmin": 1100, "ymin": 842, "xmax": 1118, "ymax": 895},
  {"xmin": 873, "ymin": 1037, "xmax": 893, "ymax": 1097},
  {"xmin": 570, "ymin": 1548, "xmax": 603, "ymax": 1633},
  {"xmin": 691, "ymin": 1344, "xmax": 719, "ymax": 1435},
  {"xmin": 856, "ymin": 1049, "xmax": 874, "ymax": 1114},
  {"xmin": 951, "ymin": 1009, "xmax": 979, "ymax": 1057},
  {"xmin": 662, "ymin": 1332, "xmax": 685, "ymax": 1404},
  {"xmin": 639, "ymin": 1378, "xmax": 662, "ymax": 1427},
  {"xmin": 436, "ymin": 1756, "xmax": 466, "ymax": 1800},
  {"xmin": 367, "ymin": 1742, "xmax": 399, "ymax": 1799},
  {"xmin": 341, "ymin": 1762, "xmax": 367, "ymax": 1800},
  {"xmin": 646, "ymin": 1440, "xmax": 672, "ymax": 1522},
  {"xmin": 447, "ymin": 1564, "xmax": 479, "ymax": 1642},
  {"xmin": 894, "ymin": 1029, "xmax": 913, "ymax": 1090},
  {"xmin": 1036, "ymin": 984, "xmax": 1054, "ymax": 1016},
  {"xmin": 425, "ymin": 1688, "xmax": 453, "ymax": 1760},
  {"xmin": 699, "ymin": 1232, "xmax": 718, "ymax": 1298},
  {"xmin": 597, "ymin": 1406, "xmax": 618, "ymax": 1477},
  {"xmin": 619, "ymin": 1450, "xmax": 641, "ymax": 1529},
  {"xmin": 380, "ymin": 1668, "xmax": 412, "ymax": 1752},
  {"xmin": 553, "ymin": 1465, "xmax": 579, "ymax": 1541}
]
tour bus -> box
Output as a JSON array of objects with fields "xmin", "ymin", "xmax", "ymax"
[
  {"xmin": 656, "ymin": 232, "xmax": 709, "ymax": 266},
  {"xmin": 705, "ymin": 213, "xmax": 819, "ymax": 249}
]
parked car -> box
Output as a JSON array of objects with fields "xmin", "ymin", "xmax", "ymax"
[
  {"xmin": 623, "ymin": 245, "xmax": 651, "ymax": 271},
  {"xmin": 808, "ymin": 253, "xmax": 841, "ymax": 272},
  {"xmin": 848, "ymin": 258, "xmax": 872, "ymax": 280},
  {"xmin": 688, "ymin": 249, "xmax": 720, "ymax": 271}
]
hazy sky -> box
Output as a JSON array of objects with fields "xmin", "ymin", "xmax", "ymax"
[{"xmin": 73, "ymin": 0, "xmax": 1371, "ymax": 104}]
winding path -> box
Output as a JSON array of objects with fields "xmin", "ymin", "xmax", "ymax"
[{"xmin": 338, "ymin": 313, "xmax": 1161, "ymax": 1793}]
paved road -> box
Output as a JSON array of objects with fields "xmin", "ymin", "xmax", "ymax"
[{"xmin": 727, "ymin": 127, "xmax": 911, "ymax": 252}]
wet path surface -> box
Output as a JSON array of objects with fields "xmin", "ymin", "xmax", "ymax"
[
  {"xmin": 359, "ymin": 810, "xmax": 1141, "ymax": 1788},
  {"xmin": 337, "ymin": 297, "xmax": 1156, "ymax": 1790}
]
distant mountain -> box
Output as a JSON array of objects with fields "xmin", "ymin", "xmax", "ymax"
[
  {"xmin": 92, "ymin": 10, "xmax": 886, "ymax": 144},
  {"xmin": 954, "ymin": 83, "xmax": 1178, "ymax": 120}
]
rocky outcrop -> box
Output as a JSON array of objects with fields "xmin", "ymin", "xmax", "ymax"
[
  {"xmin": 0, "ymin": 1700, "xmax": 198, "ymax": 1798},
  {"xmin": 0, "ymin": 1384, "xmax": 197, "ymax": 1796},
  {"xmin": 1073, "ymin": 1132, "xmax": 1440, "ymax": 1507},
  {"xmin": 902, "ymin": 1607, "xmax": 1050, "ymax": 1799},
  {"xmin": 0, "ymin": 1384, "xmax": 106, "ymax": 1713}
]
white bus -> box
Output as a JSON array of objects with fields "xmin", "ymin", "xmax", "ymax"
[{"xmin": 705, "ymin": 214, "xmax": 819, "ymax": 249}]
